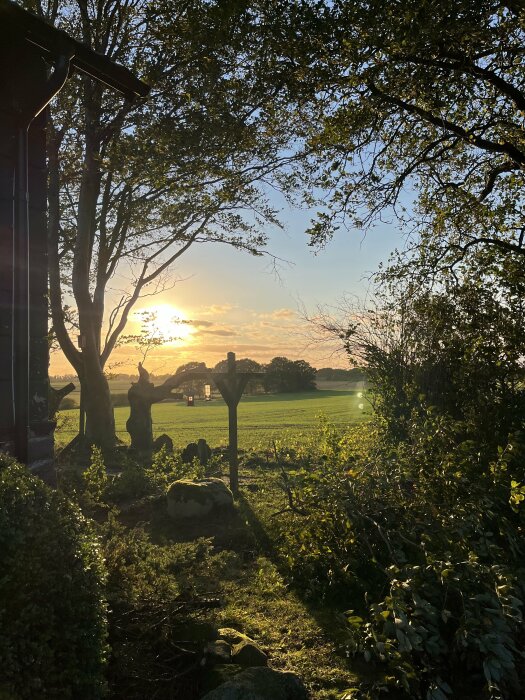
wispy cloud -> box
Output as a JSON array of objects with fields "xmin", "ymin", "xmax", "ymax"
[
  {"xmin": 257, "ymin": 307, "xmax": 297, "ymax": 321},
  {"xmin": 270, "ymin": 308, "xmax": 296, "ymax": 319},
  {"xmin": 195, "ymin": 328, "xmax": 237, "ymax": 337},
  {"xmin": 199, "ymin": 303, "xmax": 234, "ymax": 316},
  {"xmin": 184, "ymin": 319, "xmax": 214, "ymax": 328}
]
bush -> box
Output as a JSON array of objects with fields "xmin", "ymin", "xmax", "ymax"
[
  {"xmin": 0, "ymin": 455, "xmax": 108, "ymax": 699},
  {"xmin": 84, "ymin": 446, "xmax": 109, "ymax": 502},
  {"xmin": 100, "ymin": 517, "xmax": 214, "ymax": 699},
  {"xmin": 273, "ymin": 419, "xmax": 525, "ymax": 699},
  {"xmin": 104, "ymin": 447, "xmax": 201, "ymax": 503},
  {"xmin": 111, "ymin": 393, "xmax": 129, "ymax": 408}
]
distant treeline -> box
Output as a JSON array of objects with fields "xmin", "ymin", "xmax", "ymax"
[
  {"xmin": 52, "ymin": 359, "xmax": 366, "ymax": 399},
  {"xmin": 316, "ymin": 367, "xmax": 367, "ymax": 382}
]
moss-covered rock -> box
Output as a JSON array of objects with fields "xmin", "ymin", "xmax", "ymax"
[
  {"xmin": 199, "ymin": 666, "xmax": 309, "ymax": 699},
  {"xmin": 167, "ymin": 478, "xmax": 234, "ymax": 519},
  {"xmin": 231, "ymin": 639, "xmax": 268, "ymax": 667}
]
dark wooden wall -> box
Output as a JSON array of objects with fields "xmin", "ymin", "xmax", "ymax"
[{"xmin": 0, "ymin": 36, "xmax": 55, "ymax": 472}]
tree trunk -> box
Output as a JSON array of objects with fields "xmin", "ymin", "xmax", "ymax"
[{"xmin": 79, "ymin": 365, "xmax": 116, "ymax": 449}]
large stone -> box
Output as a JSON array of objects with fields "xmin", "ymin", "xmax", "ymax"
[
  {"xmin": 199, "ymin": 664, "xmax": 245, "ymax": 697},
  {"xmin": 231, "ymin": 639, "xmax": 268, "ymax": 667},
  {"xmin": 167, "ymin": 478, "xmax": 234, "ymax": 519},
  {"xmin": 181, "ymin": 441, "xmax": 199, "ymax": 463},
  {"xmin": 218, "ymin": 628, "xmax": 254, "ymax": 646},
  {"xmin": 205, "ymin": 639, "xmax": 232, "ymax": 664},
  {"xmin": 153, "ymin": 433, "xmax": 173, "ymax": 453},
  {"xmin": 199, "ymin": 667, "xmax": 309, "ymax": 700}
]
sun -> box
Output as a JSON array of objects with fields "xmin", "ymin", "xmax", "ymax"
[{"xmin": 135, "ymin": 304, "xmax": 194, "ymax": 344}]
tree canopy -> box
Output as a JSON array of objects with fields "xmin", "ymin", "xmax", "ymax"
[
  {"xmin": 296, "ymin": 0, "xmax": 525, "ymax": 275},
  {"xmin": 34, "ymin": 0, "xmax": 305, "ymax": 445},
  {"xmin": 263, "ymin": 357, "xmax": 317, "ymax": 393}
]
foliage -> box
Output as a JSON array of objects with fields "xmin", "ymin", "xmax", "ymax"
[
  {"xmin": 101, "ymin": 446, "xmax": 204, "ymax": 503},
  {"xmin": 0, "ymin": 455, "xmax": 108, "ymax": 699},
  {"xmin": 316, "ymin": 276, "xmax": 525, "ymax": 446},
  {"xmin": 101, "ymin": 516, "xmax": 219, "ymax": 700},
  {"xmin": 214, "ymin": 357, "xmax": 265, "ymax": 394},
  {"xmin": 271, "ymin": 419, "xmax": 525, "ymax": 699},
  {"xmin": 296, "ymin": 0, "xmax": 525, "ymax": 269},
  {"xmin": 263, "ymin": 356, "xmax": 317, "ymax": 393},
  {"xmin": 175, "ymin": 361, "xmax": 210, "ymax": 397},
  {"xmin": 32, "ymin": 0, "xmax": 304, "ymax": 446},
  {"xmin": 84, "ymin": 445, "xmax": 109, "ymax": 502},
  {"xmin": 316, "ymin": 367, "xmax": 367, "ymax": 382}
]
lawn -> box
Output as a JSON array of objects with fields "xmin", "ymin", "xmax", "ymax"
[{"xmin": 55, "ymin": 389, "xmax": 371, "ymax": 449}]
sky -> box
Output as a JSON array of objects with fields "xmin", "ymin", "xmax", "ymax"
[{"xmin": 49, "ymin": 203, "xmax": 403, "ymax": 377}]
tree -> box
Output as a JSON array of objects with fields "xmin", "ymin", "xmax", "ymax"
[
  {"xmin": 296, "ymin": 0, "xmax": 525, "ymax": 274},
  {"xmin": 213, "ymin": 357, "xmax": 264, "ymax": 394},
  {"xmin": 316, "ymin": 275, "xmax": 525, "ymax": 444},
  {"xmin": 35, "ymin": 0, "xmax": 302, "ymax": 447},
  {"xmin": 175, "ymin": 361, "xmax": 209, "ymax": 397},
  {"xmin": 263, "ymin": 357, "xmax": 317, "ymax": 393},
  {"xmin": 316, "ymin": 367, "xmax": 366, "ymax": 382}
]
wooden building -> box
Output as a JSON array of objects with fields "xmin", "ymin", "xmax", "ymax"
[{"xmin": 0, "ymin": 0, "xmax": 148, "ymax": 474}]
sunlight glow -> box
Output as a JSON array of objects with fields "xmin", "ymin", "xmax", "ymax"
[{"xmin": 136, "ymin": 304, "xmax": 194, "ymax": 344}]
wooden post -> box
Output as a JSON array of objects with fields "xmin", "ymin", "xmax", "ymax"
[
  {"xmin": 169, "ymin": 352, "xmax": 262, "ymax": 495},
  {"xmin": 227, "ymin": 352, "xmax": 239, "ymax": 494}
]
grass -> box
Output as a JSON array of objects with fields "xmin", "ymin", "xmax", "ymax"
[
  {"xmin": 118, "ymin": 457, "xmax": 368, "ymax": 699},
  {"xmin": 56, "ymin": 389, "xmax": 371, "ymax": 449}
]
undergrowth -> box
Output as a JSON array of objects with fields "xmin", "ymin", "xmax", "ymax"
[{"xmin": 263, "ymin": 417, "xmax": 525, "ymax": 699}]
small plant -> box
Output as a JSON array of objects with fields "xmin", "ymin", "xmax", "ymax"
[{"xmin": 84, "ymin": 445, "xmax": 108, "ymax": 502}]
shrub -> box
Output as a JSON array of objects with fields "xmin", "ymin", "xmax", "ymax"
[
  {"xmin": 0, "ymin": 455, "xmax": 108, "ymax": 699},
  {"xmin": 100, "ymin": 517, "xmax": 212, "ymax": 699},
  {"xmin": 84, "ymin": 445, "xmax": 108, "ymax": 502},
  {"xmin": 273, "ymin": 419, "xmax": 525, "ymax": 699},
  {"xmin": 103, "ymin": 447, "xmax": 206, "ymax": 504}
]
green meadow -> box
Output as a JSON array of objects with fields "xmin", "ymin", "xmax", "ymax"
[{"xmin": 55, "ymin": 386, "xmax": 370, "ymax": 449}]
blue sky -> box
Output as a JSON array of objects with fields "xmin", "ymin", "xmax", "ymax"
[{"xmin": 50, "ymin": 202, "xmax": 402, "ymax": 375}]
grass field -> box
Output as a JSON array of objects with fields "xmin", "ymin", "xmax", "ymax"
[{"xmin": 55, "ymin": 386, "xmax": 371, "ymax": 449}]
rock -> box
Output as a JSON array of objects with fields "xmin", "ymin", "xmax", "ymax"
[
  {"xmin": 167, "ymin": 478, "xmax": 234, "ymax": 519},
  {"xmin": 205, "ymin": 639, "xmax": 232, "ymax": 665},
  {"xmin": 199, "ymin": 667, "xmax": 309, "ymax": 700},
  {"xmin": 182, "ymin": 442, "xmax": 199, "ymax": 463},
  {"xmin": 197, "ymin": 438, "xmax": 212, "ymax": 465},
  {"xmin": 231, "ymin": 639, "xmax": 267, "ymax": 667},
  {"xmin": 218, "ymin": 628, "xmax": 254, "ymax": 646},
  {"xmin": 182, "ymin": 439, "xmax": 212, "ymax": 465},
  {"xmin": 199, "ymin": 664, "xmax": 245, "ymax": 696},
  {"xmin": 153, "ymin": 433, "xmax": 173, "ymax": 453}
]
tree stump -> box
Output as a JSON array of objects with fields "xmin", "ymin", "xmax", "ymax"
[{"xmin": 126, "ymin": 364, "xmax": 179, "ymax": 451}]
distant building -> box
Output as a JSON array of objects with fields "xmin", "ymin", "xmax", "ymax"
[{"xmin": 0, "ymin": 0, "xmax": 147, "ymax": 474}]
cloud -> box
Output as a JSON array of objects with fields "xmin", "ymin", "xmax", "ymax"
[
  {"xmin": 196, "ymin": 328, "xmax": 237, "ymax": 337},
  {"xmin": 257, "ymin": 307, "xmax": 297, "ymax": 321},
  {"xmin": 271, "ymin": 308, "xmax": 296, "ymax": 319},
  {"xmin": 184, "ymin": 319, "xmax": 214, "ymax": 328},
  {"xmin": 199, "ymin": 304, "xmax": 234, "ymax": 316}
]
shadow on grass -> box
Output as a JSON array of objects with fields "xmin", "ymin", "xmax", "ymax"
[{"xmin": 235, "ymin": 492, "xmax": 354, "ymax": 631}]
